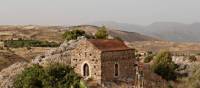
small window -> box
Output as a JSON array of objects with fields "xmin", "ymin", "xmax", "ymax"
[
  {"xmin": 114, "ymin": 63, "xmax": 119, "ymax": 77},
  {"xmin": 83, "ymin": 63, "xmax": 89, "ymax": 77}
]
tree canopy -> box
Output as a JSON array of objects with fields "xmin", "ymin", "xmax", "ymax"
[
  {"xmin": 63, "ymin": 29, "xmax": 86, "ymax": 41},
  {"xmin": 151, "ymin": 51, "xmax": 177, "ymax": 81},
  {"xmin": 14, "ymin": 63, "xmax": 87, "ymax": 88},
  {"xmin": 95, "ymin": 26, "xmax": 108, "ymax": 39}
]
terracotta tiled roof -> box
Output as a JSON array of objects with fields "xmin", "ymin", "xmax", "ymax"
[{"xmin": 88, "ymin": 39, "xmax": 132, "ymax": 51}]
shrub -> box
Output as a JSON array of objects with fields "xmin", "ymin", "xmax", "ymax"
[
  {"xmin": 14, "ymin": 63, "xmax": 87, "ymax": 88},
  {"xmin": 189, "ymin": 55, "xmax": 197, "ymax": 62},
  {"xmin": 95, "ymin": 26, "xmax": 108, "ymax": 39},
  {"xmin": 63, "ymin": 29, "xmax": 86, "ymax": 41},
  {"xmin": 151, "ymin": 51, "xmax": 177, "ymax": 81}
]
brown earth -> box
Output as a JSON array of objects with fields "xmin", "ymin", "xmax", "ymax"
[
  {"xmin": 0, "ymin": 25, "xmax": 158, "ymax": 43},
  {"xmin": 0, "ymin": 47, "xmax": 53, "ymax": 71},
  {"xmin": 128, "ymin": 41, "xmax": 200, "ymax": 54},
  {"xmin": 0, "ymin": 25, "xmax": 64, "ymax": 43},
  {"xmin": 0, "ymin": 50, "xmax": 26, "ymax": 71}
]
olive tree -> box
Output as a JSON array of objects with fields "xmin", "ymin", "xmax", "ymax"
[
  {"xmin": 95, "ymin": 26, "xmax": 108, "ymax": 39},
  {"xmin": 151, "ymin": 51, "xmax": 177, "ymax": 81},
  {"xmin": 63, "ymin": 29, "xmax": 86, "ymax": 41}
]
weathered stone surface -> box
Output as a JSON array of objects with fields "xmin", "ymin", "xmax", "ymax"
[
  {"xmin": 0, "ymin": 61, "xmax": 29, "ymax": 88},
  {"xmin": 172, "ymin": 56, "xmax": 191, "ymax": 65},
  {"xmin": 31, "ymin": 36, "xmax": 86, "ymax": 66}
]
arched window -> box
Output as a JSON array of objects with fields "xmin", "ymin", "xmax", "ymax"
[
  {"xmin": 114, "ymin": 63, "xmax": 119, "ymax": 77},
  {"xmin": 83, "ymin": 63, "xmax": 89, "ymax": 77}
]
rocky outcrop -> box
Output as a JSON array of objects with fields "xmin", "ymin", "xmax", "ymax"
[
  {"xmin": 0, "ymin": 36, "xmax": 87, "ymax": 88},
  {"xmin": 0, "ymin": 62, "xmax": 29, "ymax": 88},
  {"xmin": 172, "ymin": 56, "xmax": 191, "ymax": 65},
  {"xmin": 32, "ymin": 36, "xmax": 86, "ymax": 66}
]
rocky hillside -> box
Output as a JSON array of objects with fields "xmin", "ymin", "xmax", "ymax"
[
  {"xmin": 0, "ymin": 50, "xmax": 27, "ymax": 71},
  {"xmin": 0, "ymin": 47, "xmax": 53, "ymax": 72},
  {"xmin": 0, "ymin": 25, "xmax": 158, "ymax": 42},
  {"xmin": 0, "ymin": 37, "xmax": 85, "ymax": 88},
  {"xmin": 0, "ymin": 37, "xmax": 164, "ymax": 88}
]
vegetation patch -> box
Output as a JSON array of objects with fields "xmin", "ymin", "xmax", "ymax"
[
  {"xmin": 63, "ymin": 29, "xmax": 87, "ymax": 41},
  {"xmin": 151, "ymin": 51, "xmax": 178, "ymax": 81},
  {"xmin": 63, "ymin": 26, "xmax": 109, "ymax": 41},
  {"xmin": 14, "ymin": 63, "xmax": 87, "ymax": 88},
  {"xmin": 95, "ymin": 26, "xmax": 108, "ymax": 39},
  {"xmin": 4, "ymin": 40, "xmax": 60, "ymax": 48}
]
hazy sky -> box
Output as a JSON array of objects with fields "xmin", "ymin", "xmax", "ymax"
[{"xmin": 0, "ymin": 0, "xmax": 200, "ymax": 25}]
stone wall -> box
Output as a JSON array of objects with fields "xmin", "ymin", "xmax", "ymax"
[
  {"xmin": 71, "ymin": 40, "xmax": 102, "ymax": 84},
  {"xmin": 142, "ymin": 64, "xmax": 168, "ymax": 88},
  {"xmin": 101, "ymin": 50, "xmax": 135, "ymax": 82}
]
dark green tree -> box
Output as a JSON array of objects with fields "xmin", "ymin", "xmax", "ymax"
[
  {"xmin": 95, "ymin": 26, "xmax": 108, "ymax": 39},
  {"xmin": 63, "ymin": 29, "xmax": 86, "ymax": 41},
  {"xmin": 151, "ymin": 51, "xmax": 177, "ymax": 81},
  {"xmin": 14, "ymin": 63, "xmax": 87, "ymax": 88}
]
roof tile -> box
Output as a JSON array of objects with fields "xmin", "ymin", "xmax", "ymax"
[{"xmin": 88, "ymin": 39, "xmax": 132, "ymax": 51}]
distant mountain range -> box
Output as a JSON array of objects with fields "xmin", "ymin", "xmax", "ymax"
[{"xmin": 91, "ymin": 21, "xmax": 200, "ymax": 42}]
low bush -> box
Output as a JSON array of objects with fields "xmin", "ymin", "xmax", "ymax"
[
  {"xmin": 14, "ymin": 63, "xmax": 87, "ymax": 88},
  {"xmin": 151, "ymin": 51, "xmax": 177, "ymax": 81},
  {"xmin": 95, "ymin": 26, "xmax": 108, "ymax": 39},
  {"xmin": 63, "ymin": 29, "xmax": 86, "ymax": 41}
]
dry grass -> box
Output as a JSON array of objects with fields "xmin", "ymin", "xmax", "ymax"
[
  {"xmin": 0, "ymin": 47, "xmax": 53, "ymax": 71},
  {"xmin": 128, "ymin": 41, "xmax": 200, "ymax": 53},
  {"xmin": 0, "ymin": 25, "xmax": 64, "ymax": 43},
  {"xmin": 11, "ymin": 47, "xmax": 55, "ymax": 61},
  {"xmin": 0, "ymin": 50, "xmax": 26, "ymax": 71}
]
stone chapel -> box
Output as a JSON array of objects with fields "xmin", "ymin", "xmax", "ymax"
[{"xmin": 70, "ymin": 39, "xmax": 136, "ymax": 85}]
